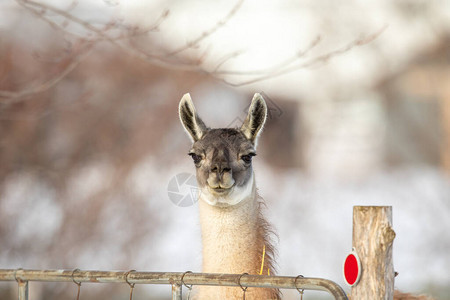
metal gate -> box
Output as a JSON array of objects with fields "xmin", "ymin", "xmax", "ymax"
[{"xmin": 0, "ymin": 269, "xmax": 348, "ymax": 300}]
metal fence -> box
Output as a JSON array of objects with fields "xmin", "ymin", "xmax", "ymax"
[{"xmin": 0, "ymin": 269, "xmax": 348, "ymax": 300}]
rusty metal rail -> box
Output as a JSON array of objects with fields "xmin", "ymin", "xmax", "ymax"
[{"xmin": 0, "ymin": 269, "xmax": 348, "ymax": 300}]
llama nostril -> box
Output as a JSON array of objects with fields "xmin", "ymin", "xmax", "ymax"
[{"xmin": 211, "ymin": 164, "xmax": 231, "ymax": 174}]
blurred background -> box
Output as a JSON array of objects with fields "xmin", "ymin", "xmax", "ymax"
[{"xmin": 0, "ymin": 0, "xmax": 449, "ymax": 299}]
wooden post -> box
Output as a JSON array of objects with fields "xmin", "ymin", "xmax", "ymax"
[
  {"xmin": 351, "ymin": 206, "xmax": 396, "ymax": 300},
  {"xmin": 440, "ymin": 74, "xmax": 450, "ymax": 173}
]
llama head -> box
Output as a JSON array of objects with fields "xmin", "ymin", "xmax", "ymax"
[{"xmin": 179, "ymin": 93, "xmax": 267, "ymax": 207}]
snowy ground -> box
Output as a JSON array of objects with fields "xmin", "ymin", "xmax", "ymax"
[
  {"xmin": 1, "ymin": 157, "xmax": 449, "ymax": 299},
  {"xmin": 127, "ymin": 159, "xmax": 450, "ymax": 299}
]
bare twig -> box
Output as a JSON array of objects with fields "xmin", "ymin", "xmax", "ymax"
[
  {"xmin": 16, "ymin": 0, "xmax": 185, "ymax": 69},
  {"xmin": 168, "ymin": 0, "xmax": 245, "ymax": 56},
  {"xmin": 219, "ymin": 26, "xmax": 387, "ymax": 86},
  {"xmin": 119, "ymin": 9, "xmax": 169, "ymax": 37},
  {"xmin": 213, "ymin": 50, "xmax": 245, "ymax": 73},
  {"xmin": 2, "ymin": 0, "xmax": 386, "ymax": 102},
  {"xmin": 213, "ymin": 35, "xmax": 322, "ymax": 75},
  {"xmin": 16, "ymin": 0, "xmax": 86, "ymax": 40},
  {"xmin": 17, "ymin": 0, "xmax": 249, "ymax": 75}
]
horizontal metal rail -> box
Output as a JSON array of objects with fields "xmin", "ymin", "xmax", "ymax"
[{"xmin": 0, "ymin": 269, "xmax": 348, "ymax": 300}]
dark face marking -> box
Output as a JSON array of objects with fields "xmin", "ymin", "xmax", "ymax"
[{"xmin": 189, "ymin": 128, "xmax": 255, "ymax": 191}]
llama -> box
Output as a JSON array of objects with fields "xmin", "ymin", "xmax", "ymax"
[{"xmin": 179, "ymin": 93, "xmax": 280, "ymax": 300}]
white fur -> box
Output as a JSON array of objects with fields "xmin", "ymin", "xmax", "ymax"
[
  {"xmin": 199, "ymin": 173, "xmax": 254, "ymax": 207},
  {"xmin": 197, "ymin": 180, "xmax": 259, "ymax": 299}
]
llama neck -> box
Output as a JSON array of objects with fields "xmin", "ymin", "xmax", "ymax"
[{"xmin": 198, "ymin": 183, "xmax": 274, "ymax": 275}]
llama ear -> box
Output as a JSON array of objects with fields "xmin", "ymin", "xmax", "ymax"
[
  {"xmin": 179, "ymin": 93, "xmax": 208, "ymax": 142},
  {"xmin": 240, "ymin": 93, "xmax": 267, "ymax": 146}
]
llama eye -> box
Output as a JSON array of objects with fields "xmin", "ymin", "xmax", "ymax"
[
  {"xmin": 241, "ymin": 153, "xmax": 255, "ymax": 164},
  {"xmin": 188, "ymin": 153, "xmax": 202, "ymax": 164}
]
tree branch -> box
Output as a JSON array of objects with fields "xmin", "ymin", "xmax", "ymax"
[
  {"xmin": 219, "ymin": 26, "xmax": 387, "ymax": 86},
  {"xmin": 168, "ymin": 0, "xmax": 245, "ymax": 56},
  {"xmin": 1, "ymin": 0, "xmax": 386, "ymax": 102}
]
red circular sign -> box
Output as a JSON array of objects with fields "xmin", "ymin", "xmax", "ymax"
[{"xmin": 343, "ymin": 249, "xmax": 361, "ymax": 286}]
